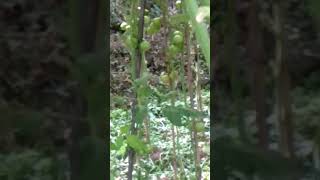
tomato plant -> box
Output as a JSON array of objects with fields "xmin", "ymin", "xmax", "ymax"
[{"xmin": 111, "ymin": 0, "xmax": 210, "ymax": 179}]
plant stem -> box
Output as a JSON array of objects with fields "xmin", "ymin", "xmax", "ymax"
[
  {"xmin": 195, "ymin": 44, "xmax": 203, "ymax": 179},
  {"xmin": 128, "ymin": 0, "xmax": 146, "ymax": 179},
  {"xmin": 161, "ymin": 0, "xmax": 178, "ymax": 178},
  {"xmin": 185, "ymin": 24, "xmax": 201, "ymax": 180}
]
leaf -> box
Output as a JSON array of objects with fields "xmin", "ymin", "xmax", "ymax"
[
  {"xmin": 127, "ymin": 135, "xmax": 148, "ymax": 154},
  {"xmin": 133, "ymin": 72, "xmax": 150, "ymax": 88},
  {"xmin": 169, "ymin": 14, "xmax": 188, "ymax": 26},
  {"xmin": 154, "ymin": 91, "xmax": 178, "ymax": 102},
  {"xmin": 111, "ymin": 95, "xmax": 127, "ymax": 106},
  {"xmin": 163, "ymin": 107, "xmax": 182, "ymax": 126},
  {"xmin": 115, "ymin": 136, "xmax": 124, "ymax": 149},
  {"xmin": 138, "ymin": 86, "xmax": 153, "ymax": 100},
  {"xmin": 184, "ymin": 0, "xmax": 210, "ymax": 67},
  {"xmin": 200, "ymin": 0, "xmax": 210, "ymax": 6},
  {"xmin": 308, "ymin": 0, "xmax": 320, "ymax": 19},
  {"xmin": 163, "ymin": 106, "xmax": 206, "ymax": 126},
  {"xmin": 118, "ymin": 142, "xmax": 127, "ymax": 156},
  {"xmin": 120, "ymin": 125, "xmax": 130, "ymax": 135},
  {"xmin": 33, "ymin": 158, "xmax": 52, "ymax": 171},
  {"xmin": 136, "ymin": 105, "xmax": 148, "ymax": 124},
  {"xmin": 110, "ymin": 142, "xmax": 116, "ymax": 150}
]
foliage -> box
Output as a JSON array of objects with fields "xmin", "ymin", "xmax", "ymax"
[
  {"xmin": 184, "ymin": 0, "xmax": 210, "ymax": 67},
  {"xmin": 293, "ymin": 71, "xmax": 320, "ymax": 144},
  {"xmin": 111, "ymin": 0, "xmax": 210, "ymax": 179},
  {"xmin": 111, "ymin": 93, "xmax": 210, "ymax": 179},
  {"xmin": 213, "ymin": 132, "xmax": 303, "ymax": 180},
  {"xmin": 0, "ymin": 150, "xmax": 67, "ymax": 180}
]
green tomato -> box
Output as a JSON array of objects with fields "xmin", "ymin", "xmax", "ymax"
[
  {"xmin": 152, "ymin": 17, "xmax": 161, "ymax": 27},
  {"xmin": 125, "ymin": 25, "xmax": 131, "ymax": 31},
  {"xmin": 130, "ymin": 37, "xmax": 138, "ymax": 46},
  {"xmin": 173, "ymin": 34, "xmax": 183, "ymax": 45},
  {"xmin": 160, "ymin": 74, "xmax": 170, "ymax": 86},
  {"xmin": 120, "ymin": 22, "xmax": 128, "ymax": 30},
  {"xmin": 144, "ymin": 16, "xmax": 150, "ymax": 24},
  {"xmin": 146, "ymin": 27, "xmax": 153, "ymax": 35},
  {"xmin": 195, "ymin": 122, "xmax": 205, "ymax": 132},
  {"xmin": 140, "ymin": 40, "xmax": 150, "ymax": 52},
  {"xmin": 173, "ymin": 30, "xmax": 183, "ymax": 36},
  {"xmin": 126, "ymin": 36, "xmax": 138, "ymax": 49},
  {"xmin": 169, "ymin": 45, "xmax": 179, "ymax": 55},
  {"xmin": 169, "ymin": 70, "xmax": 178, "ymax": 81}
]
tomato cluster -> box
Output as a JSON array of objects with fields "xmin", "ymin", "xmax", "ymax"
[
  {"xmin": 160, "ymin": 70, "xmax": 178, "ymax": 87},
  {"xmin": 169, "ymin": 31, "xmax": 184, "ymax": 56}
]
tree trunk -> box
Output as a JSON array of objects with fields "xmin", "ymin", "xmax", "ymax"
[
  {"xmin": 247, "ymin": 0, "xmax": 269, "ymax": 149},
  {"xmin": 273, "ymin": 1, "xmax": 294, "ymax": 159},
  {"xmin": 225, "ymin": 0, "xmax": 248, "ymax": 143}
]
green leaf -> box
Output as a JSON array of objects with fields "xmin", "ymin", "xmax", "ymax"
[
  {"xmin": 163, "ymin": 106, "xmax": 206, "ymax": 126},
  {"xmin": 136, "ymin": 105, "xmax": 148, "ymax": 124},
  {"xmin": 127, "ymin": 135, "xmax": 148, "ymax": 154},
  {"xmin": 120, "ymin": 125, "xmax": 130, "ymax": 135},
  {"xmin": 111, "ymin": 95, "xmax": 127, "ymax": 106},
  {"xmin": 169, "ymin": 14, "xmax": 188, "ymax": 26},
  {"xmin": 115, "ymin": 136, "xmax": 124, "ymax": 149},
  {"xmin": 33, "ymin": 158, "xmax": 52, "ymax": 171},
  {"xmin": 133, "ymin": 72, "xmax": 150, "ymax": 88},
  {"xmin": 118, "ymin": 142, "xmax": 127, "ymax": 156},
  {"xmin": 138, "ymin": 86, "xmax": 153, "ymax": 100},
  {"xmin": 163, "ymin": 107, "xmax": 184, "ymax": 126},
  {"xmin": 184, "ymin": 0, "xmax": 210, "ymax": 67},
  {"xmin": 308, "ymin": 0, "xmax": 320, "ymax": 19},
  {"xmin": 200, "ymin": 0, "xmax": 210, "ymax": 6},
  {"xmin": 155, "ymin": 91, "xmax": 179, "ymax": 102},
  {"xmin": 110, "ymin": 142, "xmax": 116, "ymax": 150}
]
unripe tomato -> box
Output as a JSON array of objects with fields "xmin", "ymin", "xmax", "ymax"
[
  {"xmin": 169, "ymin": 45, "xmax": 179, "ymax": 55},
  {"xmin": 152, "ymin": 17, "xmax": 161, "ymax": 27},
  {"xmin": 169, "ymin": 70, "xmax": 178, "ymax": 81},
  {"xmin": 195, "ymin": 122, "xmax": 205, "ymax": 132},
  {"xmin": 173, "ymin": 30, "xmax": 183, "ymax": 36},
  {"xmin": 140, "ymin": 40, "xmax": 150, "ymax": 52},
  {"xmin": 130, "ymin": 36, "xmax": 138, "ymax": 46},
  {"xmin": 126, "ymin": 36, "xmax": 138, "ymax": 49},
  {"xmin": 120, "ymin": 22, "xmax": 128, "ymax": 30},
  {"xmin": 160, "ymin": 74, "xmax": 170, "ymax": 85},
  {"xmin": 187, "ymin": 122, "xmax": 194, "ymax": 130},
  {"xmin": 144, "ymin": 16, "xmax": 150, "ymax": 24},
  {"xmin": 153, "ymin": 22, "xmax": 161, "ymax": 31},
  {"xmin": 125, "ymin": 25, "xmax": 131, "ymax": 31},
  {"xmin": 173, "ymin": 34, "xmax": 183, "ymax": 45},
  {"xmin": 146, "ymin": 27, "xmax": 153, "ymax": 35}
]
